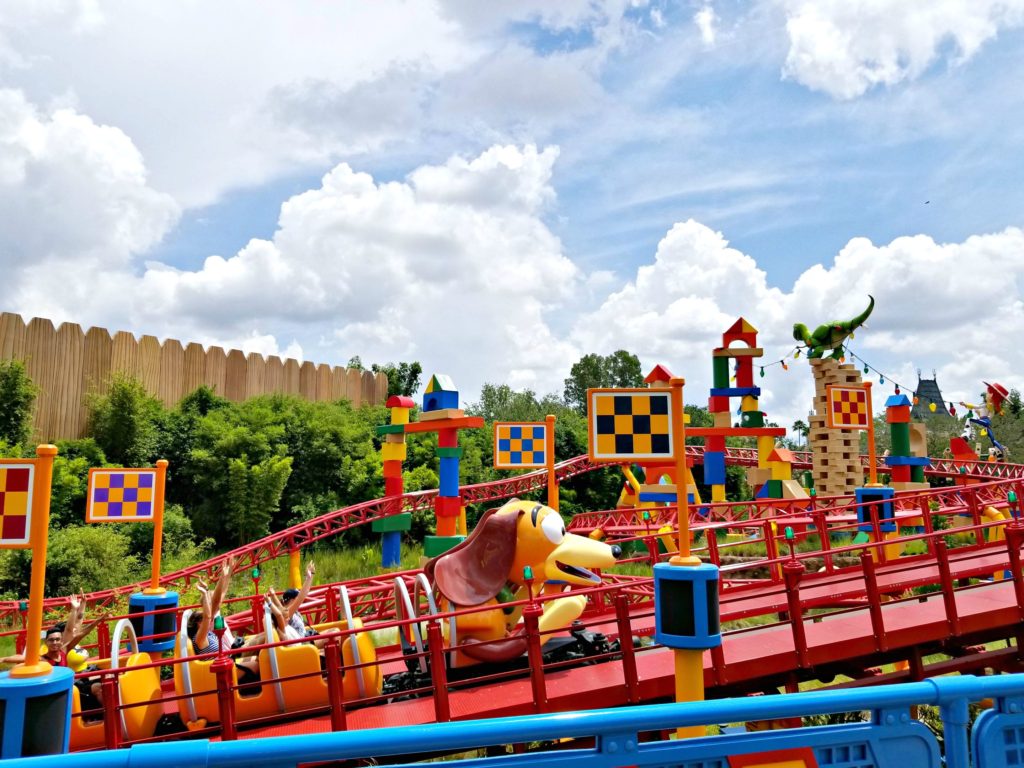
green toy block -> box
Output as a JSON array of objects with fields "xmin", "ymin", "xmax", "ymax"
[
  {"xmin": 424, "ymin": 535, "xmax": 465, "ymax": 558},
  {"xmin": 372, "ymin": 512, "xmax": 413, "ymax": 533},
  {"xmin": 911, "ymin": 464, "xmax": 925, "ymax": 482},
  {"xmin": 740, "ymin": 410, "xmax": 765, "ymax": 428},
  {"xmin": 890, "ymin": 422, "xmax": 910, "ymax": 455},
  {"xmin": 803, "ymin": 471, "xmax": 814, "ymax": 489},
  {"xmin": 712, "ymin": 357, "xmax": 730, "ymax": 388},
  {"xmin": 436, "ymin": 446, "xmax": 464, "ymax": 458},
  {"xmin": 767, "ymin": 479, "xmax": 783, "ymax": 497},
  {"xmin": 376, "ymin": 424, "xmax": 406, "ymax": 435}
]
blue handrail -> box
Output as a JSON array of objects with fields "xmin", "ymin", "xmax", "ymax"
[{"xmin": 10, "ymin": 673, "xmax": 1024, "ymax": 768}]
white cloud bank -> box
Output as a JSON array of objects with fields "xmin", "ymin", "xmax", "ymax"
[
  {"xmin": 2, "ymin": 100, "xmax": 1022, "ymax": 434},
  {"xmin": 779, "ymin": 0, "xmax": 1024, "ymax": 99}
]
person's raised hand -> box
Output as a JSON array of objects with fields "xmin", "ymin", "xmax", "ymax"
[{"xmin": 305, "ymin": 560, "xmax": 316, "ymax": 580}]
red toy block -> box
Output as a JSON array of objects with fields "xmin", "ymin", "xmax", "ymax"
[
  {"xmin": 382, "ymin": 461, "xmax": 403, "ymax": 479},
  {"xmin": 886, "ymin": 405, "xmax": 911, "ymax": 423},
  {"xmin": 437, "ymin": 429, "xmax": 458, "ymax": 447},
  {"xmin": 708, "ymin": 396, "xmax": 729, "ymax": 413},
  {"xmin": 385, "ymin": 476, "xmax": 404, "ymax": 496},
  {"xmin": 705, "ymin": 435, "xmax": 726, "ymax": 452},
  {"xmin": 735, "ymin": 361, "xmax": 754, "ymax": 388},
  {"xmin": 435, "ymin": 495, "xmax": 462, "ymax": 518},
  {"xmin": 889, "ymin": 464, "xmax": 911, "ymax": 482}
]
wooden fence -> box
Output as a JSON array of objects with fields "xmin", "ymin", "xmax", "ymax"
[{"xmin": 0, "ymin": 312, "xmax": 388, "ymax": 442}]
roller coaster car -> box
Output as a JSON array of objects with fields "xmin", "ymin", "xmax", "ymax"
[
  {"xmin": 424, "ymin": 499, "xmax": 621, "ymax": 668},
  {"xmin": 70, "ymin": 620, "xmax": 163, "ymax": 750},
  {"xmin": 173, "ymin": 592, "xmax": 381, "ymax": 730}
]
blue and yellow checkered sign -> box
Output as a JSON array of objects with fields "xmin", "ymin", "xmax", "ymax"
[
  {"xmin": 588, "ymin": 388, "xmax": 675, "ymax": 462},
  {"xmin": 494, "ymin": 422, "xmax": 548, "ymax": 469},
  {"xmin": 86, "ymin": 469, "xmax": 158, "ymax": 523}
]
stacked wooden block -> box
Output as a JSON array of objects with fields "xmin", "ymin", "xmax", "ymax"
[{"xmin": 808, "ymin": 358, "xmax": 864, "ymax": 495}]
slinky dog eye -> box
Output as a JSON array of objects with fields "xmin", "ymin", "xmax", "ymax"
[{"xmin": 541, "ymin": 512, "xmax": 566, "ymax": 545}]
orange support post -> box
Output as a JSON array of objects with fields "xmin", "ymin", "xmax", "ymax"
[{"xmin": 144, "ymin": 459, "xmax": 168, "ymax": 594}]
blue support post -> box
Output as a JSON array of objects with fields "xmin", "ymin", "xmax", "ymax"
[
  {"xmin": 127, "ymin": 592, "xmax": 179, "ymax": 653},
  {"xmin": 0, "ymin": 666, "xmax": 74, "ymax": 759}
]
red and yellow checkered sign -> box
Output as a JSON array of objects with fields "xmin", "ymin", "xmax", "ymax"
[
  {"xmin": 588, "ymin": 388, "xmax": 674, "ymax": 462},
  {"xmin": 826, "ymin": 385, "xmax": 870, "ymax": 429},
  {"xmin": 494, "ymin": 422, "xmax": 548, "ymax": 469},
  {"xmin": 86, "ymin": 469, "xmax": 158, "ymax": 523},
  {"xmin": 0, "ymin": 462, "xmax": 34, "ymax": 548}
]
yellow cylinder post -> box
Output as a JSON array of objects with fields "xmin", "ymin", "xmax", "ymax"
[
  {"xmin": 144, "ymin": 459, "xmax": 169, "ymax": 595},
  {"xmin": 11, "ymin": 444, "xmax": 57, "ymax": 679},
  {"xmin": 674, "ymin": 649, "xmax": 706, "ymax": 739},
  {"xmin": 883, "ymin": 530, "xmax": 901, "ymax": 561},
  {"xmin": 546, "ymin": 414, "xmax": 558, "ymax": 511},
  {"xmin": 457, "ymin": 507, "xmax": 468, "ymax": 536},
  {"xmin": 289, "ymin": 549, "xmax": 302, "ymax": 589}
]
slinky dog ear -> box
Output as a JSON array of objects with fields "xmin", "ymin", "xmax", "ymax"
[{"xmin": 426, "ymin": 507, "xmax": 520, "ymax": 606}]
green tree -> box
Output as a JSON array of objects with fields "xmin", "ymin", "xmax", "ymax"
[
  {"xmin": 224, "ymin": 454, "xmax": 294, "ymax": 544},
  {"xmin": 0, "ymin": 359, "xmax": 36, "ymax": 447},
  {"xmin": 87, "ymin": 373, "xmax": 166, "ymax": 466},
  {"xmin": 563, "ymin": 350, "xmax": 643, "ymax": 413},
  {"xmin": 792, "ymin": 419, "xmax": 809, "ymax": 448},
  {"xmin": 371, "ymin": 361, "xmax": 423, "ymax": 398}
]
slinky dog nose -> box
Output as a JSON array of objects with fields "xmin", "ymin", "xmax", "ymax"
[{"xmin": 610, "ymin": 545, "xmax": 622, "ymax": 559}]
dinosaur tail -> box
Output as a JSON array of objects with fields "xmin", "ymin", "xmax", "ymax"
[{"xmin": 851, "ymin": 295, "xmax": 875, "ymax": 328}]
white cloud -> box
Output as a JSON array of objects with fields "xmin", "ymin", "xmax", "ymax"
[
  {"xmin": 694, "ymin": 6, "xmax": 718, "ymax": 46},
  {"xmin": 780, "ymin": 0, "xmax": 1024, "ymax": 99},
  {"xmin": 0, "ymin": 88, "xmax": 178, "ymax": 301},
  {"xmin": 572, "ymin": 219, "xmax": 1024, "ymax": 434}
]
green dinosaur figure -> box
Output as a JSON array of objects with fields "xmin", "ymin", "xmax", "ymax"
[{"xmin": 792, "ymin": 295, "xmax": 874, "ymax": 359}]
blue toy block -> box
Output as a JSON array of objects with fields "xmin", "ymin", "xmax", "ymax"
[
  {"xmin": 884, "ymin": 394, "xmax": 913, "ymax": 408},
  {"xmin": 703, "ymin": 451, "xmax": 726, "ymax": 486},
  {"xmin": 754, "ymin": 482, "xmax": 770, "ymax": 499},
  {"xmin": 708, "ymin": 386, "xmax": 761, "ymax": 398},
  {"xmin": 638, "ymin": 491, "xmax": 695, "ymax": 504},
  {"xmin": 381, "ymin": 531, "xmax": 402, "ymax": 568},
  {"xmin": 654, "ymin": 562, "xmax": 721, "ymax": 650},
  {"xmin": 0, "ymin": 666, "xmax": 74, "ymax": 758},
  {"xmin": 423, "ymin": 390, "xmax": 459, "ymax": 412},
  {"xmin": 855, "ymin": 486, "xmax": 896, "ymax": 533},
  {"xmin": 439, "ymin": 462, "xmax": 460, "ymax": 496},
  {"xmin": 128, "ymin": 592, "xmax": 180, "ymax": 653},
  {"xmin": 883, "ymin": 455, "xmax": 931, "ymax": 467}
]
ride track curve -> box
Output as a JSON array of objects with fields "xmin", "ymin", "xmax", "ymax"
[{"xmin": 3, "ymin": 447, "xmax": 1022, "ymax": 622}]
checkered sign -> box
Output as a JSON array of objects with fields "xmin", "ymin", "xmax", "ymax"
[
  {"xmin": 827, "ymin": 385, "xmax": 870, "ymax": 429},
  {"xmin": 588, "ymin": 388, "xmax": 674, "ymax": 462},
  {"xmin": 86, "ymin": 469, "xmax": 157, "ymax": 523},
  {"xmin": 0, "ymin": 462, "xmax": 34, "ymax": 548},
  {"xmin": 494, "ymin": 422, "xmax": 548, "ymax": 469}
]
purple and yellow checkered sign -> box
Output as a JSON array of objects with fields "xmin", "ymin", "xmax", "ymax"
[
  {"xmin": 494, "ymin": 422, "xmax": 548, "ymax": 469},
  {"xmin": 86, "ymin": 468, "xmax": 158, "ymax": 523}
]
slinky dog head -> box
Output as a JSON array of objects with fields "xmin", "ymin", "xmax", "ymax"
[{"xmin": 425, "ymin": 499, "xmax": 620, "ymax": 607}]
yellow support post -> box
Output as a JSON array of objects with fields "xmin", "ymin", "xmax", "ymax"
[
  {"xmin": 10, "ymin": 445, "xmax": 57, "ymax": 679},
  {"xmin": 546, "ymin": 414, "xmax": 558, "ymax": 511},
  {"xmin": 289, "ymin": 549, "xmax": 302, "ymax": 589},
  {"xmin": 144, "ymin": 459, "xmax": 169, "ymax": 595}
]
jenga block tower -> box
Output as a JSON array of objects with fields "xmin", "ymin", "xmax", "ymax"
[{"xmin": 808, "ymin": 358, "xmax": 865, "ymax": 495}]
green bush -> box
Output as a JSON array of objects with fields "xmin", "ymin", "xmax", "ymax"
[
  {"xmin": 87, "ymin": 373, "xmax": 166, "ymax": 466},
  {"xmin": 0, "ymin": 359, "xmax": 36, "ymax": 447}
]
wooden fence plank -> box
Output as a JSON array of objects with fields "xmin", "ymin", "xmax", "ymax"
[
  {"xmin": 331, "ymin": 366, "xmax": 348, "ymax": 402},
  {"xmin": 265, "ymin": 356, "xmax": 284, "ymax": 395},
  {"xmin": 360, "ymin": 370, "xmax": 376, "ymax": 408},
  {"xmin": 224, "ymin": 350, "xmax": 247, "ymax": 401},
  {"xmin": 138, "ymin": 335, "xmax": 161, "ymax": 397},
  {"xmin": 25, "ymin": 317, "xmax": 58, "ymax": 442},
  {"xmin": 347, "ymin": 368, "xmax": 363, "ymax": 407},
  {"xmin": 283, "ymin": 359, "xmax": 300, "ymax": 395},
  {"xmin": 205, "ymin": 346, "xmax": 227, "ymax": 397},
  {"xmin": 110, "ymin": 330, "xmax": 140, "ymax": 380},
  {"xmin": 246, "ymin": 353, "xmax": 267, "ymax": 399},
  {"xmin": 0, "ymin": 312, "xmax": 27, "ymax": 361},
  {"xmin": 298, "ymin": 361, "xmax": 317, "ymax": 400},
  {"xmin": 182, "ymin": 343, "xmax": 206, "ymax": 394},
  {"xmin": 158, "ymin": 339, "xmax": 185, "ymax": 406},
  {"xmin": 53, "ymin": 323, "xmax": 85, "ymax": 439},
  {"xmin": 374, "ymin": 372, "xmax": 389, "ymax": 404},
  {"xmin": 82, "ymin": 326, "xmax": 113, "ymax": 406},
  {"xmin": 315, "ymin": 364, "xmax": 332, "ymax": 401}
]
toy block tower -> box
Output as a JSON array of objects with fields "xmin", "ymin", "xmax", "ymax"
[
  {"xmin": 807, "ymin": 359, "xmax": 865, "ymax": 495},
  {"xmin": 764, "ymin": 446, "xmax": 807, "ymax": 499},
  {"xmin": 373, "ymin": 395, "xmax": 414, "ymax": 568},
  {"xmin": 884, "ymin": 394, "xmax": 931, "ymax": 491},
  {"xmin": 708, "ymin": 319, "xmax": 766, "ymax": 502}
]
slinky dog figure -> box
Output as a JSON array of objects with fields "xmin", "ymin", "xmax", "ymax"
[{"xmin": 424, "ymin": 498, "xmax": 621, "ymax": 666}]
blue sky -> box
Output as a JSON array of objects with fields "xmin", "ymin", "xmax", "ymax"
[{"xmin": 1, "ymin": 1, "xmax": 1024, "ymax": 430}]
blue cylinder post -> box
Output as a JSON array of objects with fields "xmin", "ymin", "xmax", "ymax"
[
  {"xmin": 127, "ymin": 592, "xmax": 179, "ymax": 653},
  {"xmin": 0, "ymin": 666, "xmax": 74, "ymax": 758},
  {"xmin": 653, "ymin": 562, "xmax": 721, "ymax": 649}
]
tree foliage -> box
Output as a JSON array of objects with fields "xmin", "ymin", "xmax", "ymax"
[
  {"xmin": 0, "ymin": 359, "xmax": 36, "ymax": 447},
  {"xmin": 87, "ymin": 373, "xmax": 164, "ymax": 466},
  {"xmin": 563, "ymin": 351, "xmax": 643, "ymax": 413},
  {"xmin": 371, "ymin": 361, "xmax": 423, "ymax": 398}
]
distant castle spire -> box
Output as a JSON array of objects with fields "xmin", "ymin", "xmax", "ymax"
[{"xmin": 912, "ymin": 370, "xmax": 951, "ymax": 419}]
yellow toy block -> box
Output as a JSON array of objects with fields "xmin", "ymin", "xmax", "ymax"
[
  {"xmin": 382, "ymin": 442, "xmax": 407, "ymax": 462},
  {"xmin": 769, "ymin": 461, "xmax": 792, "ymax": 481},
  {"xmin": 711, "ymin": 484, "xmax": 726, "ymax": 502},
  {"xmin": 390, "ymin": 407, "xmax": 411, "ymax": 425},
  {"xmin": 740, "ymin": 395, "xmax": 759, "ymax": 412},
  {"xmin": 756, "ymin": 436, "xmax": 775, "ymax": 468}
]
